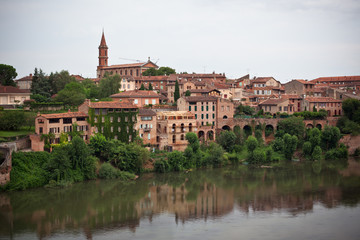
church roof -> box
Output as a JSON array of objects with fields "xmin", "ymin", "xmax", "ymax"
[{"xmin": 100, "ymin": 31, "xmax": 107, "ymax": 46}]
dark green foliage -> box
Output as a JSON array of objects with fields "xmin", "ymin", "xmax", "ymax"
[
  {"xmin": 303, "ymin": 141, "xmax": 312, "ymax": 158},
  {"xmin": 139, "ymin": 83, "xmax": 146, "ymax": 90},
  {"xmin": 0, "ymin": 64, "xmax": 17, "ymax": 86},
  {"xmin": 313, "ymin": 105, "xmax": 317, "ymax": 112},
  {"xmin": 272, "ymin": 137, "xmax": 284, "ymax": 152},
  {"xmin": 98, "ymin": 73, "xmax": 121, "ymax": 98},
  {"xmin": 185, "ymin": 132, "xmax": 200, "ymax": 152},
  {"xmin": 204, "ymin": 142, "xmax": 225, "ymax": 167},
  {"xmin": 185, "ymin": 90, "xmax": 191, "ymax": 96},
  {"xmin": 293, "ymin": 110, "xmax": 327, "ymax": 120},
  {"xmin": 255, "ymin": 129, "xmax": 263, "ymax": 145},
  {"xmin": 249, "ymin": 149, "xmax": 266, "ymax": 164},
  {"xmin": 246, "ymin": 136, "xmax": 258, "ymax": 153},
  {"xmin": 283, "ymin": 134, "xmax": 298, "ymax": 160},
  {"xmin": 31, "ymin": 68, "xmax": 53, "ymax": 100},
  {"xmin": 337, "ymin": 116, "xmax": 360, "ymax": 135},
  {"xmin": 265, "ymin": 148, "xmax": 273, "ymax": 163},
  {"xmin": 216, "ymin": 130, "xmax": 236, "ymax": 152},
  {"xmin": 276, "ymin": 117, "xmax": 305, "ymax": 140},
  {"xmin": 312, "ymin": 146, "xmax": 322, "ymax": 161},
  {"xmin": 31, "ymin": 94, "xmax": 48, "ymax": 102},
  {"xmin": 148, "ymin": 83, "xmax": 153, "ymax": 90},
  {"xmin": 174, "ymin": 80, "xmax": 180, "ymax": 103},
  {"xmin": 54, "ymin": 81, "xmax": 86, "ymax": 106},
  {"xmin": 142, "ymin": 67, "xmax": 158, "ymax": 76},
  {"xmin": 49, "ymin": 70, "xmax": 76, "ymax": 93},
  {"xmin": 321, "ymin": 126, "xmax": 341, "ymax": 150},
  {"xmin": 167, "ymin": 151, "xmax": 185, "ymax": 171},
  {"xmin": 98, "ymin": 163, "xmax": 122, "ymax": 179},
  {"xmin": 325, "ymin": 144, "xmax": 348, "ymax": 160},
  {"xmin": 81, "ymin": 79, "xmax": 100, "ymax": 99},
  {"xmin": 6, "ymin": 152, "xmax": 50, "ymax": 191},
  {"xmin": 235, "ymin": 104, "xmax": 255, "ymax": 116},
  {"xmin": 309, "ymin": 128, "xmax": 321, "ymax": 150},
  {"xmin": 233, "ymin": 126, "xmax": 244, "ymax": 145},
  {"xmin": 342, "ymin": 98, "xmax": 360, "ymax": 123},
  {"xmin": 154, "ymin": 159, "xmax": 170, "ymax": 173},
  {"xmin": 111, "ymin": 143, "xmax": 149, "ymax": 174},
  {"xmin": 0, "ymin": 110, "xmax": 25, "ymax": 130},
  {"xmin": 142, "ymin": 66, "xmax": 176, "ymax": 76}
]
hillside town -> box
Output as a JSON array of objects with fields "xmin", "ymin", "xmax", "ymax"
[{"xmin": 1, "ymin": 32, "xmax": 359, "ymax": 153}]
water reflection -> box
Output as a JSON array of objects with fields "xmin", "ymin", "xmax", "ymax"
[{"xmin": 0, "ymin": 158, "xmax": 360, "ymax": 239}]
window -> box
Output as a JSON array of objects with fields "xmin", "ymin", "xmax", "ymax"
[
  {"xmin": 201, "ymin": 106, "xmax": 204, "ymax": 111},
  {"xmin": 195, "ymin": 114, "xmax": 197, "ymax": 119},
  {"xmin": 63, "ymin": 118, "xmax": 72, "ymax": 124},
  {"xmin": 111, "ymin": 126, "xmax": 113, "ymax": 132},
  {"xmin": 227, "ymin": 106, "xmax": 230, "ymax": 111},
  {"xmin": 140, "ymin": 133, "xmax": 143, "ymax": 138},
  {"xmin": 201, "ymin": 114, "xmax": 204, "ymax": 119},
  {"xmin": 221, "ymin": 106, "xmax": 224, "ymax": 111},
  {"xmin": 145, "ymin": 99, "xmax": 149, "ymax": 105},
  {"xmin": 189, "ymin": 106, "xmax": 191, "ymax": 111},
  {"xmin": 118, "ymin": 117, "xmax": 121, "ymax": 122},
  {"xmin": 279, "ymin": 106, "xmax": 282, "ymax": 111},
  {"xmin": 181, "ymin": 134, "xmax": 184, "ymax": 140},
  {"xmin": 128, "ymin": 84, "xmax": 130, "ymax": 89},
  {"xmin": 213, "ymin": 105, "xmax": 215, "ymax": 111},
  {"xmin": 125, "ymin": 116, "xmax": 128, "ymax": 122},
  {"xmin": 110, "ymin": 117, "xmax": 113, "ymax": 122},
  {"xmin": 206, "ymin": 106, "xmax": 209, "ymax": 111},
  {"xmin": 148, "ymin": 133, "xmax": 151, "ymax": 140},
  {"xmin": 206, "ymin": 114, "xmax": 208, "ymax": 119},
  {"xmin": 102, "ymin": 117, "xmax": 105, "ymax": 122},
  {"xmin": 195, "ymin": 106, "xmax": 197, "ymax": 111},
  {"xmin": 212, "ymin": 113, "xmax": 215, "ymax": 119},
  {"xmin": 118, "ymin": 127, "xmax": 121, "ymax": 132},
  {"xmin": 152, "ymin": 99, "xmax": 156, "ymax": 105}
]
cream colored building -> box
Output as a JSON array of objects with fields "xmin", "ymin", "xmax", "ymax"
[{"xmin": 0, "ymin": 86, "xmax": 30, "ymax": 105}]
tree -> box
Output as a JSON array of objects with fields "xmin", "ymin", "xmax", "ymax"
[
  {"xmin": 235, "ymin": 104, "xmax": 255, "ymax": 116},
  {"xmin": 174, "ymin": 80, "xmax": 180, "ymax": 103},
  {"xmin": 157, "ymin": 66, "xmax": 176, "ymax": 76},
  {"xmin": 186, "ymin": 132, "xmax": 200, "ymax": 152},
  {"xmin": 205, "ymin": 142, "xmax": 225, "ymax": 167},
  {"xmin": 302, "ymin": 141, "xmax": 312, "ymax": 158},
  {"xmin": 313, "ymin": 105, "xmax": 317, "ymax": 112},
  {"xmin": 0, "ymin": 110, "xmax": 25, "ymax": 130},
  {"xmin": 98, "ymin": 73, "xmax": 121, "ymax": 98},
  {"xmin": 167, "ymin": 151, "xmax": 185, "ymax": 171},
  {"xmin": 283, "ymin": 134, "xmax": 298, "ymax": 160},
  {"xmin": 81, "ymin": 78, "xmax": 100, "ymax": 99},
  {"xmin": 312, "ymin": 146, "xmax": 322, "ymax": 161},
  {"xmin": 308, "ymin": 127, "xmax": 321, "ymax": 150},
  {"xmin": 142, "ymin": 68, "xmax": 158, "ymax": 76},
  {"xmin": 148, "ymin": 83, "xmax": 153, "ymax": 90},
  {"xmin": 246, "ymin": 136, "xmax": 258, "ymax": 153},
  {"xmin": 139, "ymin": 83, "xmax": 146, "ymax": 90},
  {"xmin": 276, "ymin": 117, "xmax": 305, "ymax": 140},
  {"xmin": 321, "ymin": 126, "xmax": 341, "ymax": 150},
  {"xmin": 49, "ymin": 70, "xmax": 76, "ymax": 93},
  {"xmin": 0, "ymin": 64, "xmax": 17, "ymax": 86},
  {"xmin": 216, "ymin": 130, "xmax": 236, "ymax": 152},
  {"xmin": 89, "ymin": 133, "xmax": 107, "ymax": 158},
  {"xmin": 185, "ymin": 90, "xmax": 191, "ymax": 96},
  {"xmin": 54, "ymin": 81, "xmax": 86, "ymax": 106},
  {"xmin": 31, "ymin": 68, "xmax": 54, "ymax": 99},
  {"xmin": 342, "ymin": 98, "xmax": 360, "ymax": 123}
]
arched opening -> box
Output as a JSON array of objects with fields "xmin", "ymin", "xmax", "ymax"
[
  {"xmin": 222, "ymin": 125, "xmax": 231, "ymax": 131},
  {"xmin": 223, "ymin": 115, "xmax": 228, "ymax": 119},
  {"xmin": 339, "ymin": 110, "xmax": 342, "ymax": 115},
  {"xmin": 180, "ymin": 134, "xmax": 185, "ymax": 140},
  {"xmin": 189, "ymin": 123, "xmax": 193, "ymax": 132},
  {"xmin": 172, "ymin": 134, "xmax": 176, "ymax": 143},
  {"xmin": 327, "ymin": 110, "xmax": 331, "ymax": 116},
  {"xmin": 306, "ymin": 124, "xmax": 314, "ymax": 128},
  {"xmin": 265, "ymin": 125, "xmax": 274, "ymax": 137},
  {"xmin": 334, "ymin": 110, "xmax": 337, "ymax": 116},
  {"xmin": 207, "ymin": 130, "xmax": 214, "ymax": 141},
  {"xmin": 198, "ymin": 131, "xmax": 205, "ymax": 141},
  {"xmin": 316, "ymin": 124, "xmax": 322, "ymax": 130},
  {"xmin": 172, "ymin": 124, "xmax": 176, "ymax": 133},
  {"xmin": 243, "ymin": 125, "xmax": 252, "ymax": 137},
  {"xmin": 181, "ymin": 123, "xmax": 185, "ymax": 133},
  {"xmin": 164, "ymin": 126, "xmax": 167, "ymax": 133},
  {"xmin": 156, "ymin": 136, "xmax": 160, "ymax": 143}
]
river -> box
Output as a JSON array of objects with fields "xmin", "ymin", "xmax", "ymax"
[{"xmin": 1, "ymin": 158, "xmax": 360, "ymax": 240}]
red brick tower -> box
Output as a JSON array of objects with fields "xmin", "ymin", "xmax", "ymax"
[{"xmin": 97, "ymin": 31, "xmax": 108, "ymax": 74}]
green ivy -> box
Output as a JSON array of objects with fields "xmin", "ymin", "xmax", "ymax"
[{"xmin": 88, "ymin": 108, "xmax": 138, "ymax": 143}]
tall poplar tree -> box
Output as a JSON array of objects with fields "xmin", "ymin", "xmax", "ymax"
[{"xmin": 174, "ymin": 80, "xmax": 180, "ymax": 103}]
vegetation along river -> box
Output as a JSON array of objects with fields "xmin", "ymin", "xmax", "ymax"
[{"xmin": 1, "ymin": 158, "xmax": 360, "ymax": 240}]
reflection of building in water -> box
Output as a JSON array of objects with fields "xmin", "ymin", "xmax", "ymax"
[{"xmin": 135, "ymin": 182, "xmax": 235, "ymax": 223}]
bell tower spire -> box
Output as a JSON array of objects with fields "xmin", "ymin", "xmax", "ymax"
[{"xmin": 97, "ymin": 30, "xmax": 108, "ymax": 75}]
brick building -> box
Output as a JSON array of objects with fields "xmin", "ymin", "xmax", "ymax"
[
  {"xmin": 311, "ymin": 76, "xmax": 360, "ymax": 89},
  {"xmin": 284, "ymin": 79, "xmax": 316, "ymax": 97},
  {"xmin": 303, "ymin": 97, "xmax": 342, "ymax": 116},
  {"xmin": 110, "ymin": 90, "xmax": 161, "ymax": 108},
  {"xmin": 0, "ymin": 86, "xmax": 31, "ymax": 106},
  {"xmin": 96, "ymin": 31, "xmax": 158, "ymax": 78},
  {"xmin": 15, "ymin": 74, "xmax": 32, "ymax": 90},
  {"xmin": 30, "ymin": 111, "xmax": 90, "ymax": 151},
  {"xmin": 136, "ymin": 109, "xmax": 157, "ymax": 147},
  {"xmin": 156, "ymin": 111, "xmax": 197, "ymax": 151}
]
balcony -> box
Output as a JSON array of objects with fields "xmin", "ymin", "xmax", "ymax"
[{"xmin": 143, "ymin": 127, "xmax": 151, "ymax": 132}]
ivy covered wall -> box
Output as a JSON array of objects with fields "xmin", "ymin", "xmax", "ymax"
[{"xmin": 88, "ymin": 108, "xmax": 138, "ymax": 143}]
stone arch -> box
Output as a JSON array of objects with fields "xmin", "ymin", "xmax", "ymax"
[
  {"xmin": 180, "ymin": 134, "xmax": 185, "ymax": 140},
  {"xmin": 316, "ymin": 124, "xmax": 322, "ymax": 130},
  {"xmin": 207, "ymin": 130, "xmax": 214, "ymax": 141},
  {"xmin": 306, "ymin": 123, "xmax": 314, "ymax": 128},
  {"xmin": 172, "ymin": 134, "xmax": 176, "ymax": 143},
  {"xmin": 198, "ymin": 131, "xmax": 205, "ymax": 141},
  {"xmin": 181, "ymin": 123, "xmax": 185, "ymax": 133},
  {"xmin": 223, "ymin": 115, "xmax": 228, "ymax": 119},
  {"xmin": 233, "ymin": 125, "xmax": 241, "ymax": 134},
  {"xmin": 172, "ymin": 123, "xmax": 176, "ymax": 133},
  {"xmin": 243, "ymin": 125, "xmax": 252, "ymax": 137},
  {"xmin": 222, "ymin": 125, "xmax": 231, "ymax": 131},
  {"xmin": 189, "ymin": 123, "xmax": 193, "ymax": 132},
  {"xmin": 265, "ymin": 125, "xmax": 274, "ymax": 137}
]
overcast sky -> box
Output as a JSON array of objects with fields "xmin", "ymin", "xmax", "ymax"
[{"xmin": 0, "ymin": 0, "xmax": 359, "ymax": 82}]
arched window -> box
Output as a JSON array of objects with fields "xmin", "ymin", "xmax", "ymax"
[
  {"xmin": 181, "ymin": 134, "xmax": 184, "ymax": 140},
  {"xmin": 172, "ymin": 135, "xmax": 176, "ymax": 143},
  {"xmin": 181, "ymin": 123, "xmax": 185, "ymax": 132},
  {"xmin": 189, "ymin": 123, "xmax": 192, "ymax": 132},
  {"xmin": 172, "ymin": 124, "xmax": 176, "ymax": 133}
]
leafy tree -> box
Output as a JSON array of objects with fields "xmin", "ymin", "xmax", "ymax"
[
  {"xmin": 255, "ymin": 129, "xmax": 263, "ymax": 145},
  {"xmin": 154, "ymin": 158, "xmax": 170, "ymax": 173},
  {"xmin": 30, "ymin": 94, "xmax": 48, "ymax": 102},
  {"xmin": 148, "ymin": 83, "xmax": 153, "ymax": 90},
  {"xmin": 302, "ymin": 141, "xmax": 312, "ymax": 158},
  {"xmin": 185, "ymin": 90, "xmax": 191, "ymax": 96},
  {"xmin": 89, "ymin": 133, "xmax": 107, "ymax": 158},
  {"xmin": 186, "ymin": 132, "xmax": 200, "ymax": 152},
  {"xmin": 250, "ymin": 149, "xmax": 266, "ymax": 164},
  {"xmin": 276, "ymin": 117, "xmax": 305, "ymax": 140},
  {"xmin": 265, "ymin": 148, "xmax": 273, "ymax": 163},
  {"xmin": 205, "ymin": 142, "xmax": 225, "ymax": 167},
  {"xmin": 81, "ymin": 79, "xmax": 100, "ymax": 99},
  {"xmin": 337, "ymin": 116, "xmax": 360, "ymax": 135},
  {"xmin": 0, "ymin": 64, "xmax": 17, "ymax": 86},
  {"xmin": 217, "ymin": 130, "xmax": 236, "ymax": 152},
  {"xmin": 174, "ymin": 80, "xmax": 180, "ymax": 103},
  {"xmin": 49, "ymin": 70, "xmax": 76, "ymax": 93},
  {"xmin": 309, "ymin": 127, "xmax": 321, "ymax": 150},
  {"xmin": 31, "ymin": 68, "xmax": 54, "ymax": 99},
  {"xmin": 313, "ymin": 105, "xmax": 317, "ymax": 112},
  {"xmin": 0, "ymin": 110, "xmax": 25, "ymax": 131},
  {"xmin": 167, "ymin": 150, "xmax": 185, "ymax": 171},
  {"xmin": 321, "ymin": 126, "xmax": 341, "ymax": 150},
  {"xmin": 139, "ymin": 83, "xmax": 146, "ymax": 90},
  {"xmin": 246, "ymin": 136, "xmax": 258, "ymax": 153},
  {"xmin": 142, "ymin": 67, "xmax": 158, "ymax": 76},
  {"xmin": 312, "ymin": 146, "xmax": 322, "ymax": 161},
  {"xmin": 98, "ymin": 73, "xmax": 121, "ymax": 98},
  {"xmin": 283, "ymin": 134, "xmax": 298, "ymax": 160},
  {"xmin": 157, "ymin": 66, "xmax": 176, "ymax": 76},
  {"xmin": 235, "ymin": 104, "xmax": 254, "ymax": 116},
  {"xmin": 271, "ymin": 137, "xmax": 284, "ymax": 152},
  {"xmin": 342, "ymin": 98, "xmax": 360, "ymax": 123},
  {"xmin": 54, "ymin": 81, "xmax": 86, "ymax": 106},
  {"xmin": 234, "ymin": 126, "xmax": 244, "ymax": 145}
]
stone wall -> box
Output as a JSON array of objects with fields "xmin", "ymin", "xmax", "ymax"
[{"xmin": 340, "ymin": 135, "xmax": 360, "ymax": 155}]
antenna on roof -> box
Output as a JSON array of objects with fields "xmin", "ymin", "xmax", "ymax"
[{"xmin": 118, "ymin": 57, "xmax": 143, "ymax": 63}]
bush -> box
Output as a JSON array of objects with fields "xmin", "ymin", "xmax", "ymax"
[
  {"xmin": 0, "ymin": 110, "xmax": 26, "ymax": 131},
  {"xmin": 99, "ymin": 162, "xmax": 121, "ymax": 179},
  {"xmin": 312, "ymin": 146, "xmax": 322, "ymax": 161},
  {"xmin": 324, "ymin": 144, "xmax": 348, "ymax": 160},
  {"xmin": 246, "ymin": 136, "xmax": 258, "ymax": 153},
  {"xmin": 167, "ymin": 151, "xmax": 185, "ymax": 171},
  {"xmin": 272, "ymin": 137, "xmax": 284, "ymax": 152},
  {"xmin": 216, "ymin": 130, "xmax": 236, "ymax": 152},
  {"xmin": 302, "ymin": 141, "xmax": 312, "ymax": 158},
  {"xmin": 265, "ymin": 148, "xmax": 273, "ymax": 163},
  {"xmin": 154, "ymin": 159, "xmax": 170, "ymax": 173},
  {"xmin": 248, "ymin": 149, "xmax": 266, "ymax": 164}
]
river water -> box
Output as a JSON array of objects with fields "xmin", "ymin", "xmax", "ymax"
[{"xmin": 1, "ymin": 159, "xmax": 360, "ymax": 240}]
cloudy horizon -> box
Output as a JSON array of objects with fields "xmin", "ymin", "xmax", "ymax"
[{"xmin": 1, "ymin": 0, "xmax": 359, "ymax": 82}]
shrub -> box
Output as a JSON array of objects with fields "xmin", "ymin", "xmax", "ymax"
[
  {"xmin": 167, "ymin": 151, "xmax": 185, "ymax": 171},
  {"xmin": 98, "ymin": 162, "xmax": 121, "ymax": 179},
  {"xmin": 312, "ymin": 146, "xmax": 322, "ymax": 161},
  {"xmin": 325, "ymin": 144, "xmax": 348, "ymax": 160},
  {"xmin": 265, "ymin": 148, "xmax": 273, "ymax": 163},
  {"xmin": 249, "ymin": 149, "xmax": 266, "ymax": 164},
  {"xmin": 246, "ymin": 136, "xmax": 258, "ymax": 153},
  {"xmin": 302, "ymin": 141, "xmax": 312, "ymax": 158},
  {"xmin": 272, "ymin": 137, "xmax": 284, "ymax": 152},
  {"xmin": 154, "ymin": 159, "xmax": 170, "ymax": 173}
]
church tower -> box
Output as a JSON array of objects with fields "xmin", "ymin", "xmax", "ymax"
[{"xmin": 97, "ymin": 31, "xmax": 108, "ymax": 77}]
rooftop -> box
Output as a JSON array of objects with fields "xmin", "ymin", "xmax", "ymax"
[
  {"xmin": 311, "ymin": 76, "xmax": 360, "ymax": 83},
  {"xmin": 89, "ymin": 100, "xmax": 137, "ymax": 109},
  {"xmin": 0, "ymin": 86, "xmax": 30, "ymax": 94},
  {"xmin": 184, "ymin": 96, "xmax": 218, "ymax": 102},
  {"xmin": 139, "ymin": 108, "xmax": 157, "ymax": 116},
  {"xmin": 110, "ymin": 90, "xmax": 160, "ymax": 98},
  {"xmin": 38, "ymin": 111, "xmax": 88, "ymax": 119},
  {"xmin": 305, "ymin": 97, "xmax": 342, "ymax": 103}
]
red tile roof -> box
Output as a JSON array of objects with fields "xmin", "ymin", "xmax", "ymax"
[
  {"xmin": 294, "ymin": 79, "xmax": 315, "ymax": 85},
  {"xmin": 103, "ymin": 62, "xmax": 146, "ymax": 69},
  {"xmin": 15, "ymin": 74, "xmax": 32, "ymax": 82},
  {"xmin": 139, "ymin": 109, "xmax": 156, "ymax": 116},
  {"xmin": 89, "ymin": 101, "xmax": 137, "ymax": 109},
  {"xmin": 311, "ymin": 76, "xmax": 360, "ymax": 83},
  {"xmin": 110, "ymin": 90, "xmax": 160, "ymax": 98},
  {"xmin": 251, "ymin": 77, "xmax": 275, "ymax": 83},
  {"xmin": 280, "ymin": 94, "xmax": 301, "ymax": 99},
  {"xmin": 39, "ymin": 111, "xmax": 88, "ymax": 119},
  {"xmin": 0, "ymin": 86, "xmax": 30, "ymax": 93},
  {"xmin": 259, "ymin": 98, "xmax": 288, "ymax": 106},
  {"xmin": 305, "ymin": 97, "xmax": 342, "ymax": 103},
  {"xmin": 71, "ymin": 75, "xmax": 85, "ymax": 81},
  {"xmin": 189, "ymin": 88, "xmax": 220, "ymax": 93},
  {"xmin": 134, "ymin": 76, "xmax": 169, "ymax": 81},
  {"xmin": 184, "ymin": 96, "xmax": 218, "ymax": 102}
]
